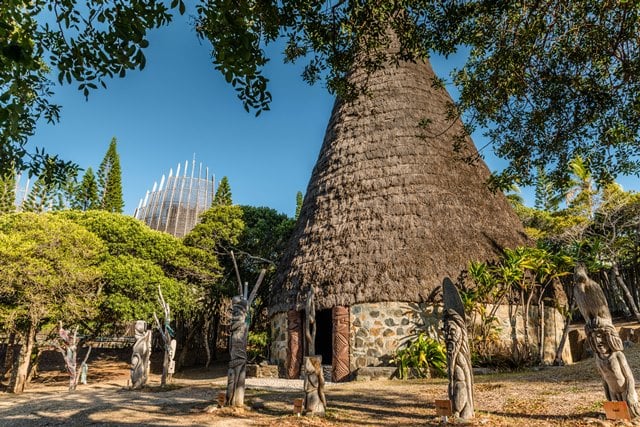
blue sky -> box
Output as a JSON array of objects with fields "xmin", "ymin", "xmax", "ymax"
[
  {"xmin": 25, "ymin": 11, "xmax": 636, "ymax": 218},
  {"xmin": 28, "ymin": 12, "xmax": 334, "ymax": 217}
]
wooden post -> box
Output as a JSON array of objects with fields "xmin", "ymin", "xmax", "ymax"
[
  {"xmin": 225, "ymin": 268, "xmax": 266, "ymax": 407},
  {"xmin": 287, "ymin": 310, "xmax": 303, "ymax": 379},
  {"xmin": 303, "ymin": 355, "xmax": 326, "ymax": 415},
  {"xmin": 332, "ymin": 306, "xmax": 350, "ymax": 382},
  {"xmin": 154, "ymin": 286, "xmax": 175, "ymax": 387},
  {"xmin": 55, "ymin": 322, "xmax": 92, "ymax": 392}
]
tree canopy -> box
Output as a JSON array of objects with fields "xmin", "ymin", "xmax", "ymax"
[
  {"xmin": 2, "ymin": 1, "xmax": 639, "ymax": 190},
  {"xmin": 57, "ymin": 210, "xmax": 221, "ymax": 332},
  {"xmin": 0, "ymin": 212, "xmax": 105, "ymax": 334}
]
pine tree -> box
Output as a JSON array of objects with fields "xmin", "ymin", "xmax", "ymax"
[
  {"xmin": 0, "ymin": 170, "xmax": 16, "ymax": 214},
  {"xmin": 21, "ymin": 160, "xmax": 79, "ymax": 212},
  {"xmin": 213, "ymin": 176, "xmax": 232, "ymax": 206},
  {"xmin": 73, "ymin": 167, "xmax": 100, "ymax": 211},
  {"xmin": 22, "ymin": 177, "xmax": 54, "ymax": 213},
  {"xmin": 97, "ymin": 138, "xmax": 124, "ymax": 213}
]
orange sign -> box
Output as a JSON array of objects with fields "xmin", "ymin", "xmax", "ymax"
[
  {"xmin": 434, "ymin": 399, "xmax": 453, "ymax": 416},
  {"xmin": 604, "ymin": 401, "xmax": 631, "ymax": 420},
  {"xmin": 293, "ymin": 398, "xmax": 304, "ymax": 415}
]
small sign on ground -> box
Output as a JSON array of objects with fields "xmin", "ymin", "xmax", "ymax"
[
  {"xmin": 604, "ymin": 401, "xmax": 631, "ymax": 420},
  {"xmin": 434, "ymin": 399, "xmax": 453, "ymax": 416}
]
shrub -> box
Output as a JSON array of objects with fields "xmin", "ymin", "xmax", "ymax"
[
  {"xmin": 247, "ymin": 331, "xmax": 269, "ymax": 362},
  {"xmin": 392, "ymin": 333, "xmax": 447, "ymax": 379}
]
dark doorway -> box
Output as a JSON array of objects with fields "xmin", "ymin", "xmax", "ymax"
[{"xmin": 315, "ymin": 309, "xmax": 333, "ymax": 365}]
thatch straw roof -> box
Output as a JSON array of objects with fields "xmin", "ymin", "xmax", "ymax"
[{"xmin": 270, "ymin": 55, "xmax": 529, "ymax": 314}]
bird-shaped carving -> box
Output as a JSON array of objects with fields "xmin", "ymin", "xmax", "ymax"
[
  {"xmin": 58, "ymin": 321, "xmax": 70, "ymax": 344},
  {"xmin": 573, "ymin": 263, "xmax": 611, "ymax": 326}
]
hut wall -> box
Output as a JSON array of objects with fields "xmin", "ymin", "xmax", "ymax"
[
  {"xmin": 270, "ymin": 312, "xmax": 288, "ymax": 368},
  {"xmin": 350, "ymin": 302, "xmax": 435, "ymax": 370},
  {"xmin": 270, "ymin": 303, "xmax": 570, "ymax": 374},
  {"xmin": 486, "ymin": 304, "xmax": 569, "ymax": 363}
]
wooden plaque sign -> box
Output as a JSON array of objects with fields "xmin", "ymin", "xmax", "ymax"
[
  {"xmin": 293, "ymin": 398, "xmax": 304, "ymax": 415},
  {"xmin": 604, "ymin": 401, "xmax": 631, "ymax": 420},
  {"xmin": 435, "ymin": 399, "xmax": 453, "ymax": 416}
]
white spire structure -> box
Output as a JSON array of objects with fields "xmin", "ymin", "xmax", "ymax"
[{"xmin": 133, "ymin": 157, "xmax": 217, "ymax": 237}]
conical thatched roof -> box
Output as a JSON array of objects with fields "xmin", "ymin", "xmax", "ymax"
[{"xmin": 270, "ymin": 55, "xmax": 529, "ymax": 314}]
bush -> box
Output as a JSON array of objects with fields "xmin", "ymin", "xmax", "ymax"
[
  {"xmin": 247, "ymin": 331, "xmax": 269, "ymax": 362},
  {"xmin": 392, "ymin": 333, "xmax": 447, "ymax": 379}
]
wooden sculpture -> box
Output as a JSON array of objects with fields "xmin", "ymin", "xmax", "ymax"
[{"xmin": 442, "ymin": 277, "xmax": 474, "ymax": 419}]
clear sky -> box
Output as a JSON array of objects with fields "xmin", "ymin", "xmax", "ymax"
[{"xmin": 25, "ymin": 10, "xmax": 637, "ymax": 218}]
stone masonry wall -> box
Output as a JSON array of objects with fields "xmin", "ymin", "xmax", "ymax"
[
  {"xmin": 270, "ymin": 312, "xmax": 288, "ymax": 367},
  {"xmin": 486, "ymin": 304, "xmax": 571, "ymax": 363},
  {"xmin": 271, "ymin": 301, "xmax": 569, "ymax": 375},
  {"xmin": 350, "ymin": 302, "xmax": 442, "ymax": 371}
]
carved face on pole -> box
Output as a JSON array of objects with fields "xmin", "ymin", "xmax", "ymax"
[
  {"xmin": 587, "ymin": 322, "xmax": 623, "ymax": 359},
  {"xmin": 593, "ymin": 330, "xmax": 612, "ymax": 357},
  {"xmin": 134, "ymin": 320, "xmax": 147, "ymax": 338},
  {"xmin": 444, "ymin": 309, "xmax": 464, "ymax": 357}
]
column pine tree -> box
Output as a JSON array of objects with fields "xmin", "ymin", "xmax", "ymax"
[
  {"xmin": 0, "ymin": 170, "xmax": 16, "ymax": 214},
  {"xmin": 97, "ymin": 137, "xmax": 124, "ymax": 213},
  {"xmin": 73, "ymin": 167, "xmax": 100, "ymax": 210},
  {"xmin": 213, "ymin": 176, "xmax": 233, "ymax": 206}
]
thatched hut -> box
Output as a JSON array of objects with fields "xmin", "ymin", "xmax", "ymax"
[{"xmin": 269, "ymin": 53, "xmax": 531, "ymax": 381}]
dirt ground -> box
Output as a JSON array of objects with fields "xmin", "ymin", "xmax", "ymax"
[{"xmin": 3, "ymin": 346, "xmax": 640, "ymax": 426}]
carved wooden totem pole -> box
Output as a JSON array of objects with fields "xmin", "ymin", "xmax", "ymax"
[
  {"xmin": 131, "ymin": 320, "xmax": 152, "ymax": 389},
  {"xmin": 574, "ymin": 264, "xmax": 640, "ymax": 418},
  {"xmin": 226, "ymin": 295, "xmax": 249, "ymax": 407},
  {"xmin": 55, "ymin": 322, "xmax": 92, "ymax": 391},
  {"xmin": 153, "ymin": 286, "xmax": 176, "ymax": 387},
  {"xmin": 225, "ymin": 251, "xmax": 266, "ymax": 407},
  {"xmin": 303, "ymin": 354, "xmax": 327, "ymax": 415},
  {"xmin": 286, "ymin": 310, "xmax": 303, "ymax": 379},
  {"xmin": 333, "ymin": 306, "xmax": 350, "ymax": 382},
  {"xmin": 442, "ymin": 277, "xmax": 474, "ymax": 420},
  {"xmin": 303, "ymin": 286, "xmax": 326, "ymax": 415}
]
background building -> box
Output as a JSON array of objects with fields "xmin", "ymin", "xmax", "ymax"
[{"xmin": 134, "ymin": 158, "xmax": 215, "ymax": 237}]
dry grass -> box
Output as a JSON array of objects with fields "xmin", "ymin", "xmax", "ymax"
[{"xmin": 3, "ymin": 344, "xmax": 640, "ymax": 426}]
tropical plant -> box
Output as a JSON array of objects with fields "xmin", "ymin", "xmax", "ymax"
[
  {"xmin": 247, "ymin": 330, "xmax": 269, "ymax": 363},
  {"xmin": 392, "ymin": 333, "xmax": 447, "ymax": 379}
]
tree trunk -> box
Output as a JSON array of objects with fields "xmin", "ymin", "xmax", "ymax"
[
  {"xmin": 177, "ymin": 325, "xmax": 197, "ymax": 371},
  {"xmin": 603, "ymin": 270, "xmax": 628, "ymax": 316},
  {"xmin": 9, "ymin": 322, "xmax": 36, "ymax": 394},
  {"xmin": 26, "ymin": 348, "xmax": 43, "ymax": 384},
  {"xmin": 1, "ymin": 332, "xmax": 16, "ymax": 381},
  {"xmin": 613, "ymin": 263, "xmax": 640, "ymax": 323},
  {"xmin": 211, "ymin": 314, "xmax": 219, "ymax": 362},
  {"xmin": 507, "ymin": 291, "xmax": 520, "ymax": 363},
  {"xmin": 204, "ymin": 318, "xmax": 211, "ymax": 369},
  {"xmin": 553, "ymin": 307, "xmax": 572, "ymax": 365},
  {"xmin": 538, "ymin": 300, "xmax": 545, "ymax": 362}
]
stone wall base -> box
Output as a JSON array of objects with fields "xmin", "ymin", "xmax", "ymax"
[
  {"xmin": 246, "ymin": 364, "xmax": 279, "ymax": 378},
  {"xmin": 270, "ymin": 301, "xmax": 572, "ymax": 376}
]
